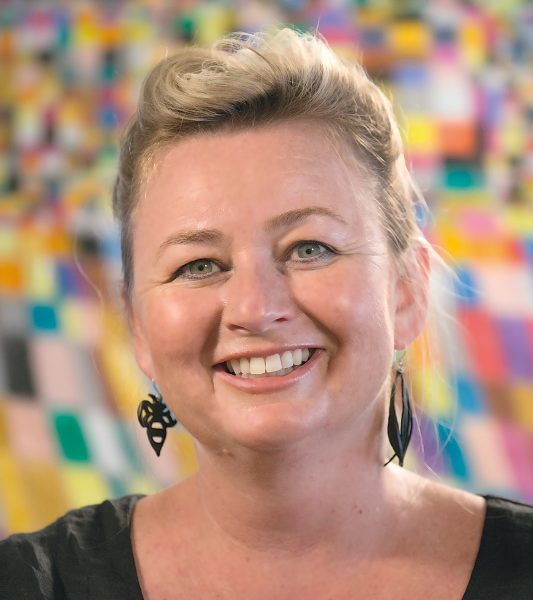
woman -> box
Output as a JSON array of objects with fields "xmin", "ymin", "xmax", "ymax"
[{"xmin": 2, "ymin": 27, "xmax": 533, "ymax": 599}]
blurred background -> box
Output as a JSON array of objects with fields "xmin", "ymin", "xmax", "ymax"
[{"xmin": 0, "ymin": 0, "xmax": 532, "ymax": 539}]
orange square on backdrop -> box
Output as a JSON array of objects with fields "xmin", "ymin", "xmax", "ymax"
[
  {"xmin": 0, "ymin": 261, "xmax": 23, "ymax": 292},
  {"xmin": 46, "ymin": 229, "xmax": 71, "ymax": 256},
  {"xmin": 462, "ymin": 237, "xmax": 516, "ymax": 262},
  {"xmin": 439, "ymin": 121, "xmax": 477, "ymax": 159}
]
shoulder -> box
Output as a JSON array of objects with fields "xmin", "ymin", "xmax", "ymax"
[
  {"xmin": 399, "ymin": 475, "xmax": 533, "ymax": 597},
  {"xmin": 464, "ymin": 494, "xmax": 533, "ymax": 598},
  {"xmin": 0, "ymin": 495, "xmax": 144, "ymax": 600},
  {"xmin": 479, "ymin": 494, "xmax": 533, "ymax": 554},
  {"xmin": 0, "ymin": 494, "xmax": 144, "ymax": 556}
]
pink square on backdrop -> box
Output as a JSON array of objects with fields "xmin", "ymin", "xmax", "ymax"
[
  {"xmin": 29, "ymin": 335, "xmax": 84, "ymax": 406},
  {"xmin": 5, "ymin": 400, "xmax": 57, "ymax": 462}
]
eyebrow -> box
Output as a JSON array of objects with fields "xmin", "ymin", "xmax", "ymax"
[
  {"xmin": 265, "ymin": 206, "xmax": 348, "ymax": 233},
  {"xmin": 157, "ymin": 206, "xmax": 348, "ymax": 255}
]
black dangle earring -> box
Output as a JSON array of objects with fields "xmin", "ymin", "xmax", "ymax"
[
  {"xmin": 137, "ymin": 382, "xmax": 177, "ymax": 457},
  {"xmin": 384, "ymin": 352, "xmax": 413, "ymax": 468}
]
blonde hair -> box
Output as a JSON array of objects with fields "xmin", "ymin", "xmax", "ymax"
[{"xmin": 112, "ymin": 27, "xmax": 427, "ymax": 299}]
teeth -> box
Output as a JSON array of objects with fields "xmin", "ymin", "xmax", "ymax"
[
  {"xmin": 231, "ymin": 359, "xmax": 241, "ymax": 374},
  {"xmin": 293, "ymin": 348, "xmax": 303, "ymax": 366},
  {"xmin": 240, "ymin": 366, "xmax": 298, "ymax": 378},
  {"xmin": 265, "ymin": 354, "xmax": 283, "ymax": 373},
  {"xmin": 280, "ymin": 351, "xmax": 294, "ymax": 368},
  {"xmin": 225, "ymin": 348, "xmax": 316, "ymax": 377},
  {"xmin": 250, "ymin": 357, "xmax": 266, "ymax": 375}
]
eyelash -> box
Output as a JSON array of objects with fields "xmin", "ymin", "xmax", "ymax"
[{"xmin": 170, "ymin": 241, "xmax": 337, "ymax": 281}]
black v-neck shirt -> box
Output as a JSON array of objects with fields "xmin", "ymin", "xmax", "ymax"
[{"xmin": 1, "ymin": 494, "xmax": 533, "ymax": 599}]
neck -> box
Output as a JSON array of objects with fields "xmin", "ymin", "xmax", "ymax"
[{"xmin": 186, "ymin": 416, "xmax": 418, "ymax": 559}]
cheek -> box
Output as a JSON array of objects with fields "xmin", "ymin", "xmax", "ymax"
[
  {"xmin": 297, "ymin": 263, "xmax": 394, "ymax": 393},
  {"xmin": 301, "ymin": 263, "xmax": 393, "ymax": 341},
  {"xmin": 140, "ymin": 288, "xmax": 217, "ymax": 367}
]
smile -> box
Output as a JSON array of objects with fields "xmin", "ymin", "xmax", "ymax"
[
  {"xmin": 213, "ymin": 349, "xmax": 324, "ymax": 394},
  {"xmin": 222, "ymin": 348, "xmax": 317, "ymax": 378}
]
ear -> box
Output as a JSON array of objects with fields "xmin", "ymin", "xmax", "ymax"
[
  {"xmin": 123, "ymin": 287, "xmax": 156, "ymax": 381},
  {"xmin": 393, "ymin": 243, "xmax": 430, "ymax": 350}
]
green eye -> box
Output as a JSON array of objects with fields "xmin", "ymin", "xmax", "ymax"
[
  {"xmin": 295, "ymin": 242, "xmax": 326, "ymax": 259},
  {"xmin": 172, "ymin": 259, "xmax": 221, "ymax": 280},
  {"xmin": 186, "ymin": 259, "xmax": 218, "ymax": 276}
]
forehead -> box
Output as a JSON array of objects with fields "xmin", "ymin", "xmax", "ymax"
[{"xmin": 136, "ymin": 120, "xmax": 380, "ymax": 236}]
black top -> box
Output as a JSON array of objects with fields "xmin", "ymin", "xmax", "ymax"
[
  {"xmin": 0, "ymin": 495, "xmax": 144, "ymax": 600},
  {"xmin": 1, "ymin": 494, "xmax": 532, "ymax": 599}
]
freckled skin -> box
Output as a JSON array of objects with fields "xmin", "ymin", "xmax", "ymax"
[{"xmin": 130, "ymin": 120, "xmax": 417, "ymax": 454}]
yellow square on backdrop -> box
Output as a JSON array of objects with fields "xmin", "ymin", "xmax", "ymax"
[
  {"xmin": 504, "ymin": 207, "xmax": 533, "ymax": 235},
  {"xmin": 512, "ymin": 386, "xmax": 533, "ymax": 432},
  {"xmin": 404, "ymin": 115, "xmax": 439, "ymax": 155},
  {"xmin": 389, "ymin": 21, "xmax": 431, "ymax": 59},
  {"xmin": 99, "ymin": 336, "xmax": 144, "ymax": 415},
  {"xmin": 0, "ymin": 229, "xmax": 19, "ymax": 257},
  {"xmin": 61, "ymin": 465, "xmax": 110, "ymax": 509},
  {"xmin": 413, "ymin": 368, "xmax": 455, "ymax": 421},
  {"xmin": 434, "ymin": 222, "xmax": 469, "ymax": 261},
  {"xmin": 0, "ymin": 449, "xmax": 32, "ymax": 534},
  {"xmin": 27, "ymin": 256, "xmax": 57, "ymax": 301},
  {"xmin": 460, "ymin": 22, "xmax": 486, "ymax": 69},
  {"xmin": 19, "ymin": 462, "xmax": 69, "ymax": 532}
]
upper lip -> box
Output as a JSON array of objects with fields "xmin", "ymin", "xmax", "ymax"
[{"xmin": 213, "ymin": 345, "xmax": 323, "ymax": 366}]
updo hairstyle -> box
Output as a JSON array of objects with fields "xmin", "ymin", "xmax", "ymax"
[{"xmin": 112, "ymin": 27, "xmax": 427, "ymax": 300}]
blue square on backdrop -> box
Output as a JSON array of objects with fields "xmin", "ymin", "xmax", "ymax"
[
  {"xmin": 453, "ymin": 266, "xmax": 479, "ymax": 305},
  {"xmin": 433, "ymin": 25, "xmax": 456, "ymax": 45},
  {"xmin": 392, "ymin": 62, "xmax": 428, "ymax": 85},
  {"xmin": 455, "ymin": 375, "xmax": 485, "ymax": 414},
  {"xmin": 100, "ymin": 106, "xmax": 117, "ymax": 129},
  {"xmin": 523, "ymin": 237, "xmax": 533, "ymax": 265},
  {"xmin": 100, "ymin": 233, "xmax": 122, "ymax": 262},
  {"xmin": 56, "ymin": 261, "xmax": 80, "ymax": 296},
  {"xmin": 360, "ymin": 27, "xmax": 385, "ymax": 48},
  {"xmin": 495, "ymin": 317, "xmax": 533, "ymax": 380},
  {"xmin": 31, "ymin": 304, "xmax": 59, "ymax": 331},
  {"xmin": 437, "ymin": 423, "xmax": 470, "ymax": 483}
]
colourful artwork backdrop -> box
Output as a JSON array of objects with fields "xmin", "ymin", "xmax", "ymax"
[{"xmin": 0, "ymin": 0, "xmax": 532, "ymax": 538}]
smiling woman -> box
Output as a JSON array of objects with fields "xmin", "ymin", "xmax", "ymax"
[
  {"xmin": 128, "ymin": 120, "xmax": 404, "ymax": 461},
  {"xmin": 2, "ymin": 27, "xmax": 533, "ymax": 600}
]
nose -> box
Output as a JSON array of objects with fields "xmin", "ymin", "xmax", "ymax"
[{"xmin": 221, "ymin": 255, "xmax": 297, "ymax": 334}]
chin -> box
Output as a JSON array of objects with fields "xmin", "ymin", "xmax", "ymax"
[{"xmin": 215, "ymin": 398, "xmax": 329, "ymax": 452}]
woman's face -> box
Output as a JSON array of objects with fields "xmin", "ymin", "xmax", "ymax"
[{"xmin": 130, "ymin": 120, "xmax": 426, "ymax": 452}]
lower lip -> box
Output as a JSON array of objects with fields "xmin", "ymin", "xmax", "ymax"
[{"xmin": 213, "ymin": 349, "xmax": 324, "ymax": 394}]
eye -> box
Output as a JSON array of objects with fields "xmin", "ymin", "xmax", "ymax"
[
  {"xmin": 171, "ymin": 258, "xmax": 222, "ymax": 280},
  {"xmin": 289, "ymin": 240, "xmax": 336, "ymax": 262}
]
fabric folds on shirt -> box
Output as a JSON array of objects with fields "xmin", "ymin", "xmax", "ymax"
[{"xmin": 0, "ymin": 494, "xmax": 144, "ymax": 600}]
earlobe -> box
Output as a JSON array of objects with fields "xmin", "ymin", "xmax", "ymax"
[{"xmin": 393, "ymin": 243, "xmax": 431, "ymax": 349}]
